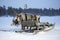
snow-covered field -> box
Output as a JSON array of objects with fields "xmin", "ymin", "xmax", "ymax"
[{"xmin": 0, "ymin": 16, "xmax": 60, "ymax": 40}]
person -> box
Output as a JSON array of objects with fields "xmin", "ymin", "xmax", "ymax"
[
  {"xmin": 12, "ymin": 19, "xmax": 19, "ymax": 25},
  {"xmin": 17, "ymin": 15, "xmax": 22, "ymax": 24}
]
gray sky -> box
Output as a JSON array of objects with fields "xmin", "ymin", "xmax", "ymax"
[{"xmin": 0, "ymin": 0, "xmax": 60, "ymax": 9}]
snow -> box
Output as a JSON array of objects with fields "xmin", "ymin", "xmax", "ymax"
[
  {"xmin": 0, "ymin": 16, "xmax": 60, "ymax": 40},
  {"xmin": 0, "ymin": 16, "xmax": 21, "ymax": 31}
]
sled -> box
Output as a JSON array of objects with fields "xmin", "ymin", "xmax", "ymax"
[{"xmin": 11, "ymin": 13, "xmax": 55, "ymax": 34}]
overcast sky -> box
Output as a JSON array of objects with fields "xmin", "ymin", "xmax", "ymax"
[{"xmin": 0, "ymin": 0, "xmax": 60, "ymax": 9}]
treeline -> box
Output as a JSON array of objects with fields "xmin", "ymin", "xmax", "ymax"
[{"xmin": 0, "ymin": 5, "xmax": 60, "ymax": 16}]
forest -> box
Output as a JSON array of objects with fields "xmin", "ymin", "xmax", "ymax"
[{"xmin": 0, "ymin": 5, "xmax": 60, "ymax": 16}]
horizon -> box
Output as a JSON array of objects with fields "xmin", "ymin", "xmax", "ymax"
[{"xmin": 0, "ymin": 0, "xmax": 60, "ymax": 9}]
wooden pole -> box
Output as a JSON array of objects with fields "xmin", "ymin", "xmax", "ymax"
[{"xmin": 30, "ymin": 26, "xmax": 31, "ymax": 30}]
